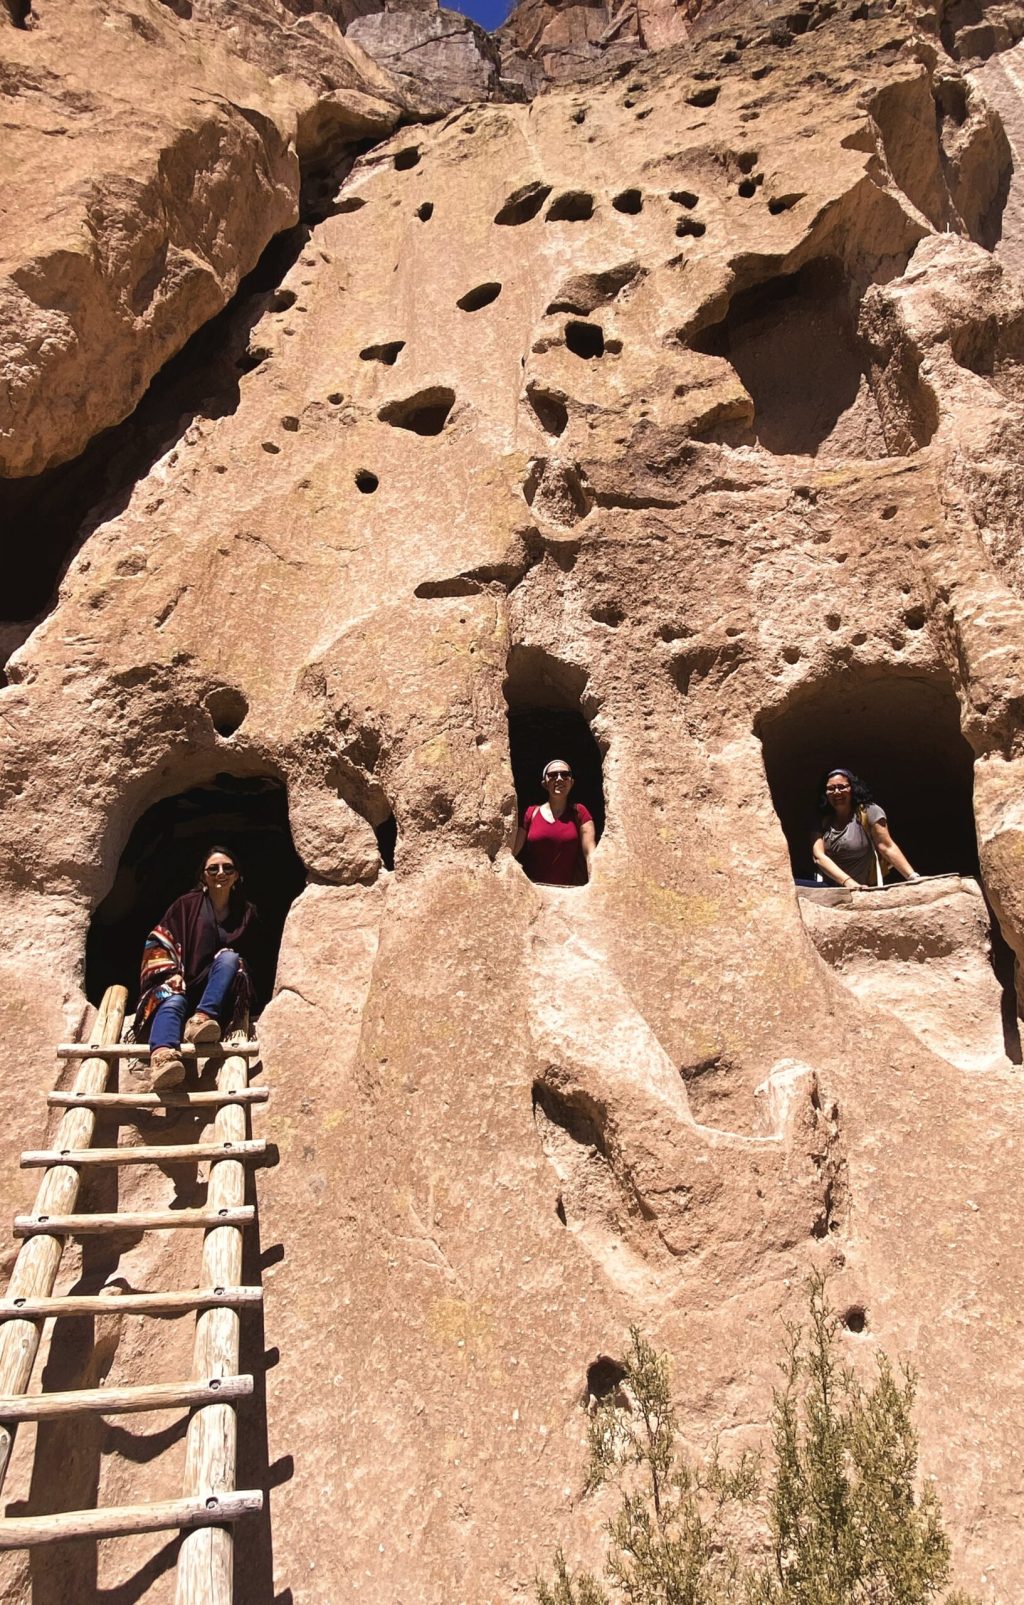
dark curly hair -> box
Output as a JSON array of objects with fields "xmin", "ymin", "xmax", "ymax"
[{"xmin": 817, "ymin": 768, "xmax": 874, "ymax": 820}]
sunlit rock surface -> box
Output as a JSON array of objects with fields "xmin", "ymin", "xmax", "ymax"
[{"xmin": 1, "ymin": 1, "xmax": 1024, "ymax": 1600}]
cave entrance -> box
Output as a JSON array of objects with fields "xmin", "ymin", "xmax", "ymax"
[
  {"xmin": 86, "ymin": 773, "xmax": 306, "ymax": 1011},
  {"xmin": 504, "ymin": 646, "xmax": 606, "ymax": 842},
  {"xmin": 757, "ymin": 671, "xmax": 977, "ymax": 881},
  {"xmin": 690, "ymin": 258, "xmax": 888, "ymax": 457}
]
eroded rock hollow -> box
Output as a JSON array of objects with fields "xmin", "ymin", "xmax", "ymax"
[{"xmin": 2, "ymin": 0, "xmax": 1024, "ymax": 1598}]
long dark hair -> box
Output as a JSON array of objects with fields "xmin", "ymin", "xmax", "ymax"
[{"xmin": 817, "ymin": 768, "xmax": 874, "ymax": 820}]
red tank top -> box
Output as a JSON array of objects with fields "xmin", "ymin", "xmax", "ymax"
[{"xmin": 521, "ymin": 802, "xmax": 592, "ymax": 886}]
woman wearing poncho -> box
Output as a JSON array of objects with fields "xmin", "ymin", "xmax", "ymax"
[{"xmin": 134, "ymin": 845, "xmax": 263, "ymax": 1090}]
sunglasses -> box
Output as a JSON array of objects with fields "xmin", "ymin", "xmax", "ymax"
[
  {"xmin": 205, "ymin": 864, "xmax": 237, "ymax": 876},
  {"xmin": 546, "ymin": 771, "xmax": 573, "ymax": 781}
]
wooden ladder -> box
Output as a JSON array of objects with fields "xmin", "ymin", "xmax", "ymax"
[{"xmin": 0, "ymin": 984, "xmax": 270, "ymax": 1601}]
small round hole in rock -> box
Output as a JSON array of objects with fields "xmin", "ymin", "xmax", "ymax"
[
  {"xmin": 688, "ymin": 84, "xmax": 720, "ymax": 107},
  {"xmin": 738, "ymin": 178, "xmax": 757, "ymax": 198},
  {"xmin": 738, "ymin": 151, "xmax": 759, "ymax": 173},
  {"xmin": 670, "ymin": 189, "xmax": 699, "ymax": 209},
  {"xmin": 416, "ymin": 202, "xmax": 434, "ymax": 222},
  {"xmin": 206, "ymin": 687, "xmax": 248, "ymax": 739},
  {"xmin": 586, "ymin": 1356, "xmax": 627, "ymax": 1402},
  {"xmin": 261, "ymin": 441, "xmax": 280, "ymax": 454},
  {"xmin": 355, "ymin": 469, "xmax": 379, "ymax": 494},
  {"xmin": 676, "ymin": 217, "xmax": 707, "ymax": 238},
  {"xmin": 842, "ymin": 1306, "xmax": 867, "ymax": 1334},
  {"xmin": 613, "ymin": 188, "xmax": 643, "ymax": 214},
  {"xmin": 768, "ymin": 193, "xmax": 804, "ymax": 215},
  {"xmin": 456, "ymin": 282, "xmax": 502, "ymax": 312},
  {"xmin": 393, "ymin": 147, "xmax": 421, "ymax": 171},
  {"xmin": 281, "ymin": 416, "xmax": 300, "ymax": 432},
  {"xmin": 270, "ymin": 290, "xmax": 296, "ymax": 313},
  {"xmin": 565, "ymin": 320, "xmax": 605, "ymax": 359}
]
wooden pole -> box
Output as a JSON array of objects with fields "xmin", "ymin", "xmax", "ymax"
[
  {"xmin": 0, "ymin": 1490, "xmax": 263, "ymax": 1548},
  {"xmin": 0, "ymin": 1374, "xmax": 252, "ymax": 1422},
  {"xmin": 0, "ymin": 1288, "xmax": 263, "ymax": 1320},
  {"xmin": 56, "ymin": 1042, "xmax": 260, "ymax": 1061},
  {"xmin": 175, "ymin": 1036, "xmax": 251, "ymax": 1605},
  {"xmin": 14, "ymin": 1206, "xmax": 254, "ymax": 1237},
  {"xmin": 48, "ymin": 1088, "xmax": 268, "ymax": 1110},
  {"xmin": 0, "ymin": 984, "xmax": 127, "ymax": 1495},
  {"xmin": 21, "ymin": 1140, "xmax": 267, "ymax": 1168}
]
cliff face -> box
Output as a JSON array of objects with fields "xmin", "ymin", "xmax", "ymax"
[{"xmin": 2, "ymin": 0, "xmax": 1024, "ymax": 1600}]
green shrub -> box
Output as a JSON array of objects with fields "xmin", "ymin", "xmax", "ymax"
[{"xmin": 538, "ymin": 1276, "xmax": 977, "ymax": 1605}]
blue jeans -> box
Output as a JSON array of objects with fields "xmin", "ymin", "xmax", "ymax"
[{"xmin": 150, "ymin": 950, "xmax": 240, "ymax": 1051}]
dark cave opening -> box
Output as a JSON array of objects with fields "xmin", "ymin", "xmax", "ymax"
[
  {"xmin": 758, "ymin": 669, "xmax": 978, "ymax": 881},
  {"xmin": 86, "ymin": 774, "xmax": 307, "ymax": 1011},
  {"xmin": 0, "ymin": 224, "xmax": 309, "ymax": 632},
  {"xmin": 689, "ymin": 258, "xmax": 887, "ymax": 456},
  {"xmin": 504, "ymin": 646, "xmax": 606, "ymax": 843}
]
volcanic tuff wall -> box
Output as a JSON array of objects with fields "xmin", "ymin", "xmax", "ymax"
[{"xmin": 3, "ymin": 0, "xmax": 1024, "ymax": 1599}]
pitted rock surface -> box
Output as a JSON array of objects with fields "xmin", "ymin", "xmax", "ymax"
[{"xmin": 2, "ymin": 1, "xmax": 1024, "ymax": 1602}]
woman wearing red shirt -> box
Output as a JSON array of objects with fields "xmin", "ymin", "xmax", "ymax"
[{"xmin": 513, "ymin": 759, "xmax": 597, "ymax": 886}]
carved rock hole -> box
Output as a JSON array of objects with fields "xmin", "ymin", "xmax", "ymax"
[
  {"xmin": 546, "ymin": 191, "xmax": 595, "ymax": 222},
  {"xmin": 206, "ymin": 687, "xmax": 248, "ymax": 739},
  {"xmin": 842, "ymin": 1306, "xmax": 867, "ymax": 1334},
  {"xmin": 670, "ymin": 189, "xmax": 699, "ymax": 209},
  {"xmin": 613, "ymin": 188, "xmax": 643, "ymax": 214},
  {"xmin": 416, "ymin": 202, "xmax": 434, "ymax": 222},
  {"xmin": 87, "ymin": 773, "xmax": 306, "ymax": 1007},
  {"xmin": 332, "ymin": 196, "xmax": 366, "ymax": 215},
  {"xmin": 565, "ymin": 321, "xmax": 605, "ymax": 359},
  {"xmin": 586, "ymin": 1356, "xmax": 627, "ymax": 1403},
  {"xmin": 270, "ymin": 290, "xmax": 297, "ymax": 313},
  {"xmin": 738, "ymin": 151, "xmax": 759, "ymax": 173},
  {"xmin": 374, "ymin": 815, "xmax": 398, "ymax": 871},
  {"xmin": 355, "ymin": 470, "xmax": 379, "ymax": 494},
  {"xmin": 527, "ymin": 385, "xmax": 569, "ymax": 437},
  {"xmin": 378, "ymin": 387, "xmax": 455, "ymax": 435},
  {"xmin": 360, "ymin": 341, "xmax": 405, "ymax": 365},
  {"xmin": 393, "ymin": 147, "xmax": 421, "ymax": 171},
  {"xmin": 768, "ymin": 192, "xmax": 804, "ymax": 215},
  {"xmin": 507, "ymin": 647, "xmax": 606, "ymax": 845},
  {"xmin": 281, "ymin": 416, "xmax": 299, "ymax": 433},
  {"xmin": 571, "ymin": 107, "xmax": 587, "ymax": 124},
  {"xmin": 494, "ymin": 182, "xmax": 552, "ymax": 225},
  {"xmin": 676, "ymin": 217, "xmax": 707, "ymax": 238},
  {"xmin": 758, "ymin": 668, "xmax": 979, "ymax": 881},
  {"xmin": 688, "ymin": 84, "xmax": 720, "ymax": 107},
  {"xmin": 688, "ymin": 258, "xmax": 886, "ymax": 457},
  {"xmin": 456, "ymin": 282, "xmax": 502, "ymax": 312},
  {"xmin": 738, "ymin": 176, "xmax": 762, "ymax": 198}
]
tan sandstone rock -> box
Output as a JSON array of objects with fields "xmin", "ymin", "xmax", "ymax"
[{"xmin": 1, "ymin": 1, "xmax": 1024, "ymax": 1602}]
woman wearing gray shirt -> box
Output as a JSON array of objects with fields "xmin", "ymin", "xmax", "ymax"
[{"xmin": 812, "ymin": 768, "xmax": 920, "ymax": 889}]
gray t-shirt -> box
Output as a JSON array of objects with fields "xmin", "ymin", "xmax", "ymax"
[{"xmin": 821, "ymin": 802, "xmax": 886, "ymax": 886}]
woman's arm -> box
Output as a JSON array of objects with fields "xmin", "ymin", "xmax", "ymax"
[
  {"xmin": 869, "ymin": 819, "xmax": 919, "ymax": 881},
  {"xmin": 512, "ymin": 824, "xmax": 526, "ymax": 859},
  {"xmin": 812, "ymin": 836, "xmax": 861, "ymax": 888},
  {"xmin": 579, "ymin": 820, "xmax": 597, "ymax": 880}
]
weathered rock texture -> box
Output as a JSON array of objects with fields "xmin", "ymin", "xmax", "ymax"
[{"xmin": 2, "ymin": 0, "xmax": 1024, "ymax": 1601}]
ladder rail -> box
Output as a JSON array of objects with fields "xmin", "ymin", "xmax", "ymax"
[
  {"xmin": 0, "ymin": 984, "xmax": 128, "ymax": 1496},
  {"xmin": 176, "ymin": 1035, "xmax": 252, "ymax": 1604}
]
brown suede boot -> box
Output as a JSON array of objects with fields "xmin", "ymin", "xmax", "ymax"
[
  {"xmin": 133, "ymin": 1047, "xmax": 186, "ymax": 1091},
  {"xmin": 184, "ymin": 1012, "xmax": 221, "ymax": 1045}
]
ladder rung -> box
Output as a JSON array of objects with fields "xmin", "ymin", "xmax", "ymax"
[
  {"xmin": 56, "ymin": 1042, "xmax": 260, "ymax": 1060},
  {"xmin": 47, "ymin": 1088, "xmax": 269, "ymax": 1110},
  {"xmin": 0, "ymin": 1373, "xmax": 252, "ymax": 1421},
  {"xmin": 21, "ymin": 1140, "xmax": 267, "ymax": 1168},
  {"xmin": 0, "ymin": 1286, "xmax": 263, "ymax": 1320},
  {"xmin": 0, "ymin": 1489, "xmax": 263, "ymax": 1549},
  {"xmin": 14, "ymin": 1206, "xmax": 254, "ymax": 1237}
]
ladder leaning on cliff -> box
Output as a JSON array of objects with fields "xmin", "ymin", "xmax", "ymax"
[{"xmin": 0, "ymin": 983, "xmax": 269, "ymax": 1602}]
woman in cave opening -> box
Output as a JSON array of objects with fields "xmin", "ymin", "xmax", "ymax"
[
  {"xmin": 810, "ymin": 768, "xmax": 920, "ymax": 889},
  {"xmin": 134, "ymin": 844, "xmax": 264, "ymax": 1090},
  {"xmin": 513, "ymin": 759, "xmax": 596, "ymax": 886}
]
